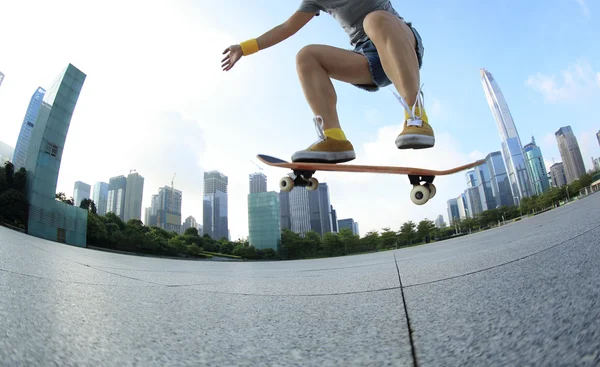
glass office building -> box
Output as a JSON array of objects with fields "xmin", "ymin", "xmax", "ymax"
[
  {"xmin": 12, "ymin": 87, "xmax": 46, "ymax": 169},
  {"xmin": 481, "ymin": 69, "xmax": 533, "ymax": 200},
  {"xmin": 523, "ymin": 137, "xmax": 550, "ymax": 195},
  {"xmin": 248, "ymin": 192, "xmax": 281, "ymax": 251},
  {"xmin": 24, "ymin": 64, "xmax": 88, "ymax": 246}
]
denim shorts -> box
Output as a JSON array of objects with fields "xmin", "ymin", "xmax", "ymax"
[{"xmin": 351, "ymin": 21, "xmax": 424, "ymax": 92}]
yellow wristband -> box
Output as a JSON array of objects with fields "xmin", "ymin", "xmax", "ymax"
[{"xmin": 240, "ymin": 39, "xmax": 259, "ymax": 56}]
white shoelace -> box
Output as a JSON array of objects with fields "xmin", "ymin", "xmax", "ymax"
[
  {"xmin": 310, "ymin": 115, "xmax": 326, "ymax": 146},
  {"xmin": 392, "ymin": 84, "xmax": 425, "ymax": 127}
]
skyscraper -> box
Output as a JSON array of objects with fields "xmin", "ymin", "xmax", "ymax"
[
  {"xmin": 107, "ymin": 175, "xmax": 127, "ymax": 219},
  {"xmin": 93, "ymin": 182, "xmax": 109, "ymax": 216},
  {"xmin": 435, "ymin": 215, "xmax": 446, "ymax": 228},
  {"xmin": 0, "ymin": 141, "xmax": 13, "ymax": 164},
  {"xmin": 457, "ymin": 193, "xmax": 468, "ymax": 219},
  {"xmin": 0, "ymin": 72, "xmax": 4, "ymax": 88},
  {"xmin": 73, "ymin": 181, "xmax": 91, "ymax": 207},
  {"xmin": 484, "ymin": 151, "xmax": 513, "ymax": 207},
  {"xmin": 124, "ymin": 171, "xmax": 144, "ymax": 222},
  {"xmin": 203, "ymin": 171, "xmax": 228, "ymax": 240},
  {"xmin": 154, "ymin": 186, "xmax": 182, "ymax": 233},
  {"xmin": 249, "ymin": 172, "xmax": 267, "ymax": 194},
  {"xmin": 306, "ymin": 182, "xmax": 333, "ymax": 236},
  {"xmin": 338, "ymin": 218, "xmax": 359, "ymax": 236},
  {"xmin": 481, "ymin": 68, "xmax": 533, "ymax": 200},
  {"xmin": 25, "ymin": 64, "xmax": 88, "ymax": 246},
  {"xmin": 182, "ymin": 216, "xmax": 198, "ymax": 234},
  {"xmin": 555, "ymin": 126, "xmax": 586, "ymax": 184},
  {"xmin": 550, "ymin": 162, "xmax": 568, "ymax": 188},
  {"xmin": 465, "ymin": 169, "xmax": 484, "ymax": 215},
  {"xmin": 597, "ymin": 131, "xmax": 600, "ymax": 148},
  {"xmin": 248, "ymin": 192, "xmax": 281, "ymax": 251},
  {"xmin": 447, "ymin": 198, "xmax": 459, "ymax": 226},
  {"xmin": 12, "ymin": 87, "xmax": 46, "ymax": 169},
  {"xmin": 523, "ymin": 136, "xmax": 550, "ymax": 195},
  {"xmin": 279, "ymin": 191, "xmax": 291, "ymax": 230},
  {"xmin": 331, "ymin": 205, "xmax": 338, "ymax": 232},
  {"xmin": 289, "ymin": 186, "xmax": 311, "ymax": 235}
]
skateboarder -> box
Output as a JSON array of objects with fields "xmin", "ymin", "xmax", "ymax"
[{"xmin": 221, "ymin": 0, "xmax": 433, "ymax": 163}]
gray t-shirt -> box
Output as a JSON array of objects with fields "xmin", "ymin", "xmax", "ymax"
[{"xmin": 298, "ymin": 0, "xmax": 402, "ymax": 46}]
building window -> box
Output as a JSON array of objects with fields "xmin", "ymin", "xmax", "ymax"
[{"xmin": 45, "ymin": 142, "xmax": 58, "ymax": 157}]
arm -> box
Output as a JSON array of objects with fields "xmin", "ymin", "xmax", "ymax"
[
  {"xmin": 255, "ymin": 11, "xmax": 316, "ymax": 51},
  {"xmin": 221, "ymin": 11, "xmax": 316, "ymax": 71}
]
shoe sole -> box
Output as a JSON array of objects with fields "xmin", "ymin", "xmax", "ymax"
[
  {"xmin": 291, "ymin": 150, "xmax": 356, "ymax": 164},
  {"xmin": 395, "ymin": 134, "xmax": 435, "ymax": 149}
]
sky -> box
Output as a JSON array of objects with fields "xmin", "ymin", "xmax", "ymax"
[{"xmin": 0, "ymin": 0, "xmax": 599, "ymax": 240}]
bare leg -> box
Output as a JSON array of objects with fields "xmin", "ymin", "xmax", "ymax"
[
  {"xmin": 296, "ymin": 45, "xmax": 374, "ymax": 130},
  {"xmin": 363, "ymin": 11, "xmax": 419, "ymax": 105}
]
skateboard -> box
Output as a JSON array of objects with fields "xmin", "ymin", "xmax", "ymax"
[{"xmin": 256, "ymin": 154, "xmax": 486, "ymax": 205}]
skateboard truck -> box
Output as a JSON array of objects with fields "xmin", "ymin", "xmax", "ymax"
[
  {"xmin": 280, "ymin": 169, "xmax": 319, "ymax": 192},
  {"xmin": 407, "ymin": 174, "xmax": 436, "ymax": 205}
]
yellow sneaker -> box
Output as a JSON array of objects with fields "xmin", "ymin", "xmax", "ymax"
[
  {"xmin": 393, "ymin": 89, "xmax": 435, "ymax": 149},
  {"xmin": 291, "ymin": 116, "xmax": 356, "ymax": 163}
]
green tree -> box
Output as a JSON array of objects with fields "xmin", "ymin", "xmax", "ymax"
[
  {"xmin": 361, "ymin": 231, "xmax": 380, "ymax": 252},
  {"xmin": 184, "ymin": 227, "xmax": 199, "ymax": 237},
  {"xmin": 416, "ymin": 219, "xmax": 436, "ymax": 243},
  {"xmin": 322, "ymin": 232, "xmax": 343, "ymax": 257},
  {"xmin": 399, "ymin": 221, "xmax": 416, "ymax": 245},
  {"xmin": 380, "ymin": 227, "xmax": 398, "ymax": 249},
  {"xmin": 80, "ymin": 198, "xmax": 97, "ymax": 214},
  {"xmin": 338, "ymin": 227, "xmax": 360, "ymax": 254},
  {"xmin": 302, "ymin": 230, "xmax": 322, "ymax": 258}
]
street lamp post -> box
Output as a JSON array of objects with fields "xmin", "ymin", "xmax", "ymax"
[{"xmin": 565, "ymin": 185, "xmax": 570, "ymax": 202}]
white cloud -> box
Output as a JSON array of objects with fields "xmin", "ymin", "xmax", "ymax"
[
  {"xmin": 525, "ymin": 59, "xmax": 600, "ymax": 103},
  {"xmin": 575, "ymin": 0, "xmax": 590, "ymax": 17}
]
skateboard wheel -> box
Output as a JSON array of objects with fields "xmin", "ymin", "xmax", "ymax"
[
  {"xmin": 426, "ymin": 183, "xmax": 436, "ymax": 199},
  {"xmin": 280, "ymin": 177, "xmax": 294, "ymax": 192},
  {"xmin": 306, "ymin": 177, "xmax": 319, "ymax": 191},
  {"xmin": 410, "ymin": 185, "xmax": 430, "ymax": 205}
]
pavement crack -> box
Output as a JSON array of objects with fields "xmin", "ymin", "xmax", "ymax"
[{"xmin": 394, "ymin": 253, "xmax": 419, "ymax": 367}]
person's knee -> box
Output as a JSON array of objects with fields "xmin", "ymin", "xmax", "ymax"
[
  {"xmin": 296, "ymin": 45, "xmax": 320, "ymax": 72},
  {"xmin": 363, "ymin": 11, "xmax": 394, "ymax": 36}
]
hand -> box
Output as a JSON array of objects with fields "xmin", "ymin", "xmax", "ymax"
[{"xmin": 221, "ymin": 44, "xmax": 243, "ymax": 71}]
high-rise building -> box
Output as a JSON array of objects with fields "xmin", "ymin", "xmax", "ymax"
[
  {"xmin": 249, "ymin": 172, "xmax": 267, "ymax": 194},
  {"xmin": 465, "ymin": 170, "xmax": 484, "ymax": 216},
  {"xmin": 182, "ymin": 216, "xmax": 198, "ymax": 234},
  {"xmin": 203, "ymin": 171, "xmax": 228, "ymax": 240},
  {"xmin": 0, "ymin": 141, "xmax": 13, "ymax": 164},
  {"xmin": 481, "ymin": 68, "xmax": 533, "ymax": 200},
  {"xmin": 145, "ymin": 194, "xmax": 160, "ymax": 227},
  {"xmin": 555, "ymin": 126, "xmax": 586, "ymax": 184},
  {"xmin": 93, "ymin": 182, "xmax": 109, "ymax": 216},
  {"xmin": 107, "ymin": 175, "xmax": 127, "ymax": 219},
  {"xmin": 523, "ymin": 136, "xmax": 550, "ymax": 195},
  {"xmin": 457, "ymin": 193, "xmax": 468, "ymax": 219},
  {"xmin": 435, "ymin": 215, "xmax": 446, "ymax": 228},
  {"xmin": 279, "ymin": 191, "xmax": 291, "ymax": 230},
  {"xmin": 592, "ymin": 157, "xmax": 600, "ymax": 172},
  {"xmin": 153, "ymin": 186, "xmax": 183, "ymax": 233},
  {"xmin": 73, "ymin": 181, "xmax": 91, "ymax": 207},
  {"xmin": 307, "ymin": 182, "xmax": 333, "ymax": 236},
  {"xmin": 484, "ymin": 151, "xmax": 514, "ymax": 208},
  {"xmin": 248, "ymin": 191, "xmax": 281, "ymax": 251},
  {"xmin": 597, "ymin": 131, "xmax": 600, "ymax": 148},
  {"xmin": 289, "ymin": 186, "xmax": 311, "ymax": 235},
  {"xmin": 12, "ymin": 87, "xmax": 46, "ymax": 169},
  {"xmin": 447, "ymin": 198, "xmax": 459, "ymax": 226},
  {"xmin": 549, "ymin": 162, "xmax": 568, "ymax": 188},
  {"xmin": 0, "ymin": 72, "xmax": 4, "ymax": 88},
  {"xmin": 338, "ymin": 218, "xmax": 359, "ymax": 236},
  {"xmin": 24, "ymin": 64, "xmax": 88, "ymax": 246},
  {"xmin": 331, "ymin": 205, "xmax": 338, "ymax": 232},
  {"xmin": 123, "ymin": 171, "xmax": 144, "ymax": 222}
]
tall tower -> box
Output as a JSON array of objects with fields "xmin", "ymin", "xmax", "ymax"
[
  {"xmin": 555, "ymin": 126, "xmax": 586, "ymax": 184},
  {"xmin": 480, "ymin": 68, "xmax": 533, "ymax": 201},
  {"xmin": 107, "ymin": 175, "xmax": 127, "ymax": 219},
  {"xmin": 93, "ymin": 182, "xmax": 109, "ymax": 216},
  {"xmin": 0, "ymin": 72, "xmax": 4, "ymax": 88},
  {"xmin": 203, "ymin": 171, "xmax": 228, "ymax": 240},
  {"xmin": 249, "ymin": 172, "xmax": 267, "ymax": 194},
  {"xmin": 12, "ymin": 87, "xmax": 46, "ymax": 169},
  {"xmin": 549, "ymin": 162, "xmax": 568, "ymax": 188},
  {"xmin": 73, "ymin": 181, "xmax": 91, "ymax": 207},
  {"xmin": 124, "ymin": 170, "xmax": 145, "ymax": 222},
  {"xmin": 25, "ymin": 64, "xmax": 88, "ymax": 246},
  {"xmin": 523, "ymin": 136, "xmax": 550, "ymax": 195}
]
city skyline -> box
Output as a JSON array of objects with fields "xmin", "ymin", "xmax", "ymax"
[{"xmin": 1, "ymin": 1, "xmax": 598, "ymax": 239}]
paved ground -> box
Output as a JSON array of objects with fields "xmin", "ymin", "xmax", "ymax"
[{"xmin": 1, "ymin": 194, "xmax": 599, "ymax": 366}]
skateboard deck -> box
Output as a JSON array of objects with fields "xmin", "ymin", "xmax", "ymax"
[{"xmin": 257, "ymin": 154, "xmax": 485, "ymax": 205}]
